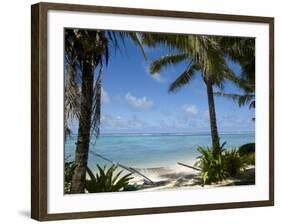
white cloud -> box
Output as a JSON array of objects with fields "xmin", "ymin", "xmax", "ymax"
[
  {"xmin": 125, "ymin": 92, "xmax": 154, "ymax": 109},
  {"xmin": 101, "ymin": 87, "xmax": 110, "ymax": 104},
  {"xmin": 100, "ymin": 114, "xmax": 106, "ymax": 122},
  {"xmin": 113, "ymin": 94, "xmax": 122, "ymax": 103},
  {"xmin": 182, "ymin": 104, "xmax": 198, "ymax": 116},
  {"xmin": 204, "ymin": 110, "xmax": 209, "ymax": 119},
  {"xmin": 145, "ymin": 64, "xmax": 164, "ymax": 82},
  {"xmin": 101, "ymin": 114, "xmax": 147, "ymax": 130},
  {"xmin": 151, "ymin": 72, "xmax": 164, "ymax": 82}
]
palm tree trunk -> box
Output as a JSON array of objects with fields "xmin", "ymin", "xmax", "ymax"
[
  {"xmin": 70, "ymin": 58, "xmax": 94, "ymax": 194},
  {"xmin": 205, "ymin": 80, "xmax": 220, "ymax": 153}
]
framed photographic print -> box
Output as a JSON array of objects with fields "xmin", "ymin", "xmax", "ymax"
[{"xmin": 31, "ymin": 2, "xmax": 274, "ymax": 221}]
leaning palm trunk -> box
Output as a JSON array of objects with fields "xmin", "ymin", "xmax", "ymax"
[
  {"xmin": 205, "ymin": 79, "xmax": 220, "ymax": 153},
  {"xmin": 70, "ymin": 59, "xmax": 94, "ymax": 193}
]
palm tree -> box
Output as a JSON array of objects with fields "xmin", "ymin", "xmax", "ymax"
[
  {"xmin": 215, "ymin": 90, "xmax": 255, "ymax": 109},
  {"xmin": 64, "ymin": 29, "xmax": 145, "ymax": 193},
  {"xmin": 215, "ymin": 38, "xmax": 255, "ymax": 110},
  {"xmin": 143, "ymin": 34, "xmax": 236, "ymax": 153}
]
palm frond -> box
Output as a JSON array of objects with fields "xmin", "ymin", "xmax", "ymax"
[
  {"xmin": 128, "ymin": 32, "xmax": 147, "ymax": 59},
  {"xmin": 237, "ymin": 94, "xmax": 255, "ymax": 107},
  {"xmin": 142, "ymin": 33, "xmax": 197, "ymax": 54},
  {"xmin": 219, "ymin": 37, "xmax": 255, "ymax": 87},
  {"xmin": 215, "ymin": 92, "xmax": 255, "ymax": 108},
  {"xmin": 249, "ymin": 100, "xmax": 255, "ymax": 109},
  {"xmin": 168, "ymin": 61, "xmax": 198, "ymax": 92},
  {"xmin": 64, "ymin": 35, "xmax": 82, "ymax": 138},
  {"xmin": 91, "ymin": 66, "xmax": 102, "ymax": 140},
  {"xmin": 150, "ymin": 53, "xmax": 189, "ymax": 74}
]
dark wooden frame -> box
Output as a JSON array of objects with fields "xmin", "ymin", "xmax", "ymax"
[{"xmin": 31, "ymin": 2, "xmax": 274, "ymax": 221}]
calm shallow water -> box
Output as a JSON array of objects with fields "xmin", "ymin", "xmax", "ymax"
[{"xmin": 65, "ymin": 132, "xmax": 255, "ymax": 170}]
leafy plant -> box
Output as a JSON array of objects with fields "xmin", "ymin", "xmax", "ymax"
[
  {"xmin": 123, "ymin": 184, "xmax": 139, "ymax": 191},
  {"xmin": 85, "ymin": 165, "xmax": 133, "ymax": 193},
  {"xmin": 195, "ymin": 141, "xmax": 253, "ymax": 185},
  {"xmin": 242, "ymin": 152, "xmax": 255, "ymax": 165},
  {"xmin": 224, "ymin": 149, "xmax": 247, "ymax": 176},
  {"xmin": 238, "ymin": 143, "xmax": 255, "ymax": 165},
  {"xmin": 64, "ymin": 161, "xmax": 75, "ymax": 193},
  {"xmin": 195, "ymin": 142, "xmax": 228, "ymax": 185},
  {"xmin": 238, "ymin": 143, "xmax": 255, "ymax": 156}
]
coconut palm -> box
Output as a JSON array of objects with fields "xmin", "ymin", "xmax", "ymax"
[
  {"xmin": 143, "ymin": 34, "xmax": 236, "ymax": 153},
  {"xmin": 220, "ymin": 37, "xmax": 255, "ymax": 82},
  {"xmin": 215, "ymin": 38, "xmax": 255, "ymax": 110},
  {"xmin": 64, "ymin": 29, "xmax": 145, "ymax": 193}
]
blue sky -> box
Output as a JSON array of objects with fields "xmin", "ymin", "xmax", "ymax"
[
  {"xmin": 97, "ymin": 35, "xmax": 255, "ymax": 134},
  {"xmin": 68, "ymin": 33, "xmax": 255, "ymax": 134}
]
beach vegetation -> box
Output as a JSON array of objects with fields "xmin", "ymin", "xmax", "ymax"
[
  {"xmin": 64, "ymin": 161, "xmax": 75, "ymax": 193},
  {"xmin": 238, "ymin": 143, "xmax": 255, "ymax": 165},
  {"xmin": 195, "ymin": 142, "xmax": 252, "ymax": 185},
  {"xmin": 195, "ymin": 142, "xmax": 228, "ymax": 185},
  {"xmin": 242, "ymin": 152, "xmax": 255, "ymax": 165},
  {"xmin": 238, "ymin": 143, "xmax": 255, "ymax": 156},
  {"xmin": 123, "ymin": 184, "xmax": 139, "ymax": 191},
  {"xmin": 224, "ymin": 149, "xmax": 247, "ymax": 176},
  {"xmin": 85, "ymin": 164, "xmax": 133, "ymax": 193},
  {"xmin": 65, "ymin": 162, "xmax": 133, "ymax": 193}
]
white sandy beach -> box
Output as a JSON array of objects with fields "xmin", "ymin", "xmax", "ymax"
[{"xmin": 125, "ymin": 163, "xmax": 255, "ymax": 191}]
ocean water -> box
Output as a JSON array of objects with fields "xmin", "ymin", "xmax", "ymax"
[{"xmin": 65, "ymin": 132, "xmax": 255, "ymax": 170}]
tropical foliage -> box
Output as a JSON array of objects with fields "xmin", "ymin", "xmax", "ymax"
[
  {"xmin": 64, "ymin": 161, "xmax": 75, "ymax": 193},
  {"xmin": 143, "ymin": 34, "xmax": 238, "ymax": 153},
  {"xmin": 215, "ymin": 38, "xmax": 255, "ymax": 110},
  {"xmin": 85, "ymin": 165, "xmax": 133, "ymax": 193},
  {"xmin": 64, "ymin": 163, "xmax": 133, "ymax": 193},
  {"xmin": 242, "ymin": 153, "xmax": 255, "ymax": 166},
  {"xmin": 64, "ymin": 29, "xmax": 145, "ymax": 193},
  {"xmin": 195, "ymin": 142, "xmax": 228, "ymax": 185},
  {"xmin": 239, "ymin": 143, "xmax": 255, "ymax": 165},
  {"xmin": 238, "ymin": 143, "xmax": 255, "ymax": 156},
  {"xmin": 195, "ymin": 142, "xmax": 251, "ymax": 185},
  {"xmin": 64, "ymin": 29, "xmax": 255, "ymax": 192},
  {"xmin": 224, "ymin": 149, "xmax": 247, "ymax": 176}
]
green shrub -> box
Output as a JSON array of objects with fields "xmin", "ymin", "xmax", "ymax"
[
  {"xmin": 195, "ymin": 142, "xmax": 253, "ymax": 185},
  {"xmin": 238, "ymin": 143, "xmax": 255, "ymax": 156},
  {"xmin": 195, "ymin": 142, "xmax": 228, "ymax": 185},
  {"xmin": 224, "ymin": 149, "xmax": 247, "ymax": 176},
  {"xmin": 242, "ymin": 152, "xmax": 255, "ymax": 165},
  {"xmin": 85, "ymin": 164, "xmax": 133, "ymax": 193},
  {"xmin": 64, "ymin": 161, "xmax": 75, "ymax": 193},
  {"xmin": 65, "ymin": 161, "xmax": 75, "ymax": 182},
  {"xmin": 123, "ymin": 184, "xmax": 139, "ymax": 191}
]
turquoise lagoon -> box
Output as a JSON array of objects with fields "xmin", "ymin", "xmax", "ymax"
[{"xmin": 65, "ymin": 132, "xmax": 255, "ymax": 170}]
